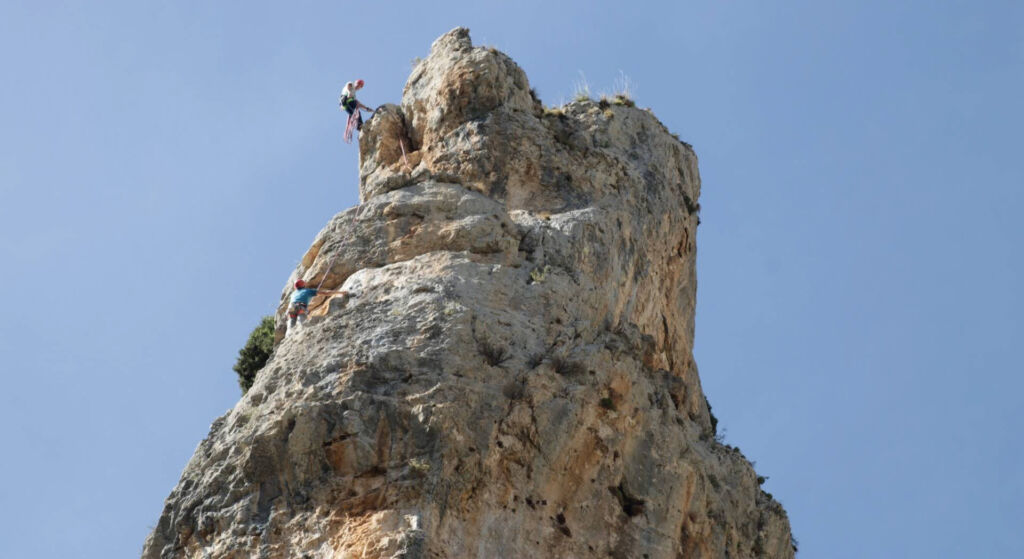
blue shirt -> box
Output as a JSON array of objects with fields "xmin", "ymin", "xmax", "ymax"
[{"xmin": 290, "ymin": 288, "xmax": 318, "ymax": 305}]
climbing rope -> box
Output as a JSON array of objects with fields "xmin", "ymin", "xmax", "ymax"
[
  {"xmin": 315, "ymin": 252, "xmax": 339, "ymax": 290},
  {"xmin": 343, "ymin": 112, "xmax": 359, "ymax": 143},
  {"xmin": 398, "ymin": 135, "xmax": 410, "ymax": 167}
]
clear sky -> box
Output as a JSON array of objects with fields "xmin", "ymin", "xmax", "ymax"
[{"xmin": 1, "ymin": 1, "xmax": 1021, "ymax": 557}]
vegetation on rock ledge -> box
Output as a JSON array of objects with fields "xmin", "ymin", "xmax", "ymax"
[{"xmin": 233, "ymin": 316, "xmax": 274, "ymax": 393}]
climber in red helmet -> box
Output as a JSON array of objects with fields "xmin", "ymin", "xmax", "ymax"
[
  {"xmin": 287, "ymin": 278, "xmax": 348, "ymax": 334},
  {"xmin": 340, "ymin": 79, "xmax": 373, "ymax": 143}
]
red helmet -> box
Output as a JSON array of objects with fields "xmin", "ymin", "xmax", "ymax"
[
  {"xmin": 355, "ymin": 79, "xmax": 365, "ymax": 88},
  {"xmin": 295, "ymin": 279, "xmax": 306, "ymax": 289}
]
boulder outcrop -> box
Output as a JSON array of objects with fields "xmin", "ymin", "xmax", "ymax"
[{"xmin": 144, "ymin": 27, "xmax": 793, "ymax": 559}]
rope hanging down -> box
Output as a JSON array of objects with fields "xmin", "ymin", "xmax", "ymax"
[
  {"xmin": 344, "ymin": 112, "xmax": 359, "ymax": 143},
  {"xmin": 398, "ymin": 136, "xmax": 410, "ymax": 167},
  {"xmin": 315, "ymin": 252, "xmax": 340, "ymax": 290}
]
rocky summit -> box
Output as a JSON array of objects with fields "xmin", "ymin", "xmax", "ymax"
[{"xmin": 144, "ymin": 27, "xmax": 794, "ymax": 559}]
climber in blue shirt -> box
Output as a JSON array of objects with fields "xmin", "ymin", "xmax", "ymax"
[{"xmin": 287, "ymin": 279, "xmax": 348, "ymax": 333}]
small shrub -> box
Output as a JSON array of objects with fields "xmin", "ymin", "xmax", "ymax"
[
  {"xmin": 611, "ymin": 94, "xmax": 635, "ymax": 107},
  {"xmin": 526, "ymin": 353, "xmax": 545, "ymax": 369},
  {"xmin": 599, "ymin": 397, "xmax": 616, "ymax": 411},
  {"xmin": 408, "ymin": 458, "xmax": 430, "ymax": 476},
  {"xmin": 233, "ymin": 316, "xmax": 275, "ymax": 394},
  {"xmin": 613, "ymin": 70, "xmax": 635, "ymax": 100},
  {"xmin": 704, "ymin": 395, "xmax": 719, "ymax": 435},
  {"xmin": 714, "ymin": 427, "xmax": 728, "ymax": 445},
  {"xmin": 550, "ymin": 354, "xmax": 585, "ymax": 376},
  {"xmin": 573, "ymin": 71, "xmax": 591, "ymax": 102},
  {"xmin": 502, "ymin": 379, "xmax": 526, "ymax": 400},
  {"xmin": 479, "ymin": 340, "xmax": 511, "ymax": 367},
  {"xmin": 529, "ymin": 265, "xmax": 550, "ymax": 284}
]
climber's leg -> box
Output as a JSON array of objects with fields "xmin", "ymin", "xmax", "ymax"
[{"xmin": 286, "ymin": 304, "xmax": 307, "ymax": 335}]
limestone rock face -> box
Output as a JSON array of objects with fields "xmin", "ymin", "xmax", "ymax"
[{"xmin": 144, "ymin": 27, "xmax": 793, "ymax": 559}]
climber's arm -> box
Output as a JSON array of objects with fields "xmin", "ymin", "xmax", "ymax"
[{"xmin": 319, "ymin": 289, "xmax": 350, "ymax": 297}]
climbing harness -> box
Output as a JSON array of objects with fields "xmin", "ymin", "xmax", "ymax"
[{"xmin": 288, "ymin": 302, "xmax": 308, "ymax": 319}]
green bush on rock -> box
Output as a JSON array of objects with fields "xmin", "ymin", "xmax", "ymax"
[{"xmin": 233, "ymin": 316, "xmax": 275, "ymax": 394}]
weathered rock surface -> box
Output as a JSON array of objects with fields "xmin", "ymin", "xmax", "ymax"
[{"xmin": 144, "ymin": 28, "xmax": 793, "ymax": 559}]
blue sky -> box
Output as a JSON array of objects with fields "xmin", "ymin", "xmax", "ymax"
[{"xmin": 1, "ymin": 1, "xmax": 1021, "ymax": 557}]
